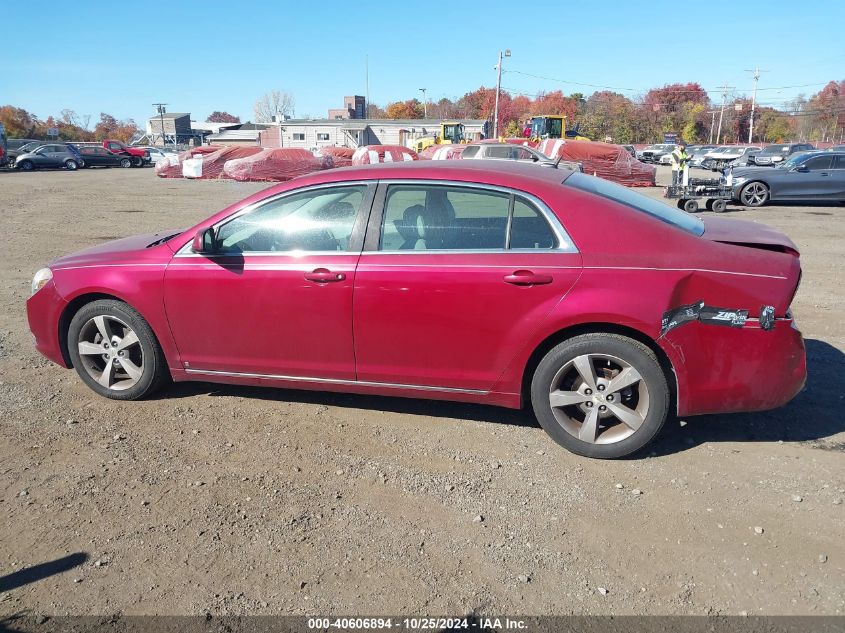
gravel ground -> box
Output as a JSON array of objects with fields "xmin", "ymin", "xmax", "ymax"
[{"xmin": 0, "ymin": 165, "xmax": 842, "ymax": 617}]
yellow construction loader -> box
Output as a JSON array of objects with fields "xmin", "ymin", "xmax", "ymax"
[{"xmin": 412, "ymin": 121, "xmax": 467, "ymax": 153}]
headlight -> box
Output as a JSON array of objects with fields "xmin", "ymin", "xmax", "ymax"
[
  {"xmin": 732, "ymin": 177, "xmax": 748, "ymax": 185},
  {"xmin": 31, "ymin": 268, "xmax": 53, "ymax": 296}
]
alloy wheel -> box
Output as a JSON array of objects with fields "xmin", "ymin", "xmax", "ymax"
[
  {"xmin": 548, "ymin": 353, "xmax": 650, "ymax": 445},
  {"xmin": 741, "ymin": 183, "xmax": 768, "ymax": 206},
  {"xmin": 76, "ymin": 315, "xmax": 144, "ymax": 391}
]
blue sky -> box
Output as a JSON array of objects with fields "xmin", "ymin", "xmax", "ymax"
[{"xmin": 3, "ymin": 0, "xmax": 843, "ymax": 125}]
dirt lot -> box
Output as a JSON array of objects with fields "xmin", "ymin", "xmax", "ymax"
[{"xmin": 0, "ymin": 165, "xmax": 842, "ymax": 617}]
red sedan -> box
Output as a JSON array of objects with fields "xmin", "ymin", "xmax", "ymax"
[{"xmin": 26, "ymin": 162, "xmax": 806, "ymax": 458}]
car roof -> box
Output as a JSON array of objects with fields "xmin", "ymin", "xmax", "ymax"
[{"xmin": 258, "ymin": 159, "xmax": 575, "ymax": 196}]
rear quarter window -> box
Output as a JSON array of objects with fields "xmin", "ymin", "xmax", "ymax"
[{"xmin": 565, "ymin": 172, "xmax": 705, "ymax": 237}]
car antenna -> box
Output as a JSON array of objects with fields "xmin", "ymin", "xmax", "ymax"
[{"xmin": 553, "ymin": 154, "xmax": 564, "ymax": 169}]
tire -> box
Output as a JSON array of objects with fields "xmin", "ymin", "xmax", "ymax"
[
  {"xmin": 676, "ymin": 199, "xmax": 686, "ymax": 210},
  {"xmin": 712, "ymin": 199, "xmax": 727, "ymax": 213},
  {"xmin": 740, "ymin": 181, "xmax": 769, "ymax": 207},
  {"xmin": 64, "ymin": 160, "xmax": 78, "ymax": 171},
  {"xmin": 18, "ymin": 160, "xmax": 34, "ymax": 171},
  {"xmin": 530, "ymin": 333, "xmax": 670, "ymax": 459},
  {"xmin": 67, "ymin": 299, "xmax": 169, "ymax": 400},
  {"xmin": 705, "ymin": 199, "xmax": 715, "ymax": 211},
  {"xmin": 683, "ymin": 199, "xmax": 699, "ymax": 213},
  {"xmin": 120, "ymin": 158, "xmax": 132, "ymax": 168},
  {"xmin": 131, "ymin": 156, "xmax": 143, "ymax": 167}
]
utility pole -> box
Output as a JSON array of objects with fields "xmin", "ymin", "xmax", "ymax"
[
  {"xmin": 715, "ymin": 83, "xmax": 734, "ymax": 144},
  {"xmin": 493, "ymin": 49, "xmax": 510, "ymax": 139},
  {"xmin": 153, "ymin": 103, "xmax": 168, "ymax": 147},
  {"xmin": 419, "ymin": 88, "xmax": 427, "ymax": 118},
  {"xmin": 708, "ymin": 110, "xmax": 718, "ymax": 144},
  {"xmin": 745, "ymin": 67, "xmax": 768, "ymax": 143},
  {"xmin": 365, "ymin": 55, "xmax": 370, "ymax": 119}
]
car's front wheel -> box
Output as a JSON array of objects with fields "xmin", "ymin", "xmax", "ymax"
[
  {"xmin": 18, "ymin": 159, "xmax": 34, "ymax": 171},
  {"xmin": 67, "ymin": 299, "xmax": 169, "ymax": 400},
  {"xmin": 530, "ymin": 333, "xmax": 670, "ymax": 458},
  {"xmin": 740, "ymin": 181, "xmax": 769, "ymax": 207},
  {"xmin": 131, "ymin": 156, "xmax": 143, "ymax": 167},
  {"xmin": 120, "ymin": 158, "xmax": 132, "ymax": 168}
]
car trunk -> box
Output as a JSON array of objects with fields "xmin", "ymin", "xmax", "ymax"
[{"xmin": 700, "ymin": 217, "xmax": 801, "ymax": 316}]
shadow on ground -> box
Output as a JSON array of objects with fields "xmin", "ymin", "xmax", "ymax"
[
  {"xmin": 0, "ymin": 553, "xmax": 88, "ymax": 593},
  {"xmin": 157, "ymin": 339, "xmax": 843, "ymax": 458}
]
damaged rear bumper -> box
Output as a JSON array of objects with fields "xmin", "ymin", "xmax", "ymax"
[{"xmin": 662, "ymin": 316, "xmax": 806, "ymax": 417}]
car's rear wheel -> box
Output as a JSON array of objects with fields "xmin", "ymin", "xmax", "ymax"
[
  {"xmin": 740, "ymin": 182, "xmax": 769, "ymax": 207},
  {"xmin": 120, "ymin": 158, "xmax": 132, "ymax": 168},
  {"xmin": 18, "ymin": 160, "xmax": 33, "ymax": 171},
  {"xmin": 64, "ymin": 160, "xmax": 78, "ymax": 171},
  {"xmin": 530, "ymin": 333, "xmax": 670, "ymax": 458},
  {"xmin": 67, "ymin": 299, "xmax": 169, "ymax": 400}
]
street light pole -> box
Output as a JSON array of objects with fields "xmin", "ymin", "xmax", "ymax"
[
  {"xmin": 419, "ymin": 88, "xmax": 427, "ymax": 118},
  {"xmin": 493, "ymin": 49, "xmax": 510, "ymax": 139},
  {"xmin": 745, "ymin": 67, "xmax": 768, "ymax": 144},
  {"xmin": 715, "ymin": 83, "xmax": 734, "ymax": 145},
  {"xmin": 153, "ymin": 103, "xmax": 168, "ymax": 147}
]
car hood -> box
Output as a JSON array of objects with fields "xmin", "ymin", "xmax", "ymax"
[
  {"xmin": 701, "ymin": 217, "xmax": 798, "ymax": 254},
  {"xmin": 50, "ymin": 230, "xmax": 184, "ymax": 269},
  {"xmin": 728, "ymin": 166, "xmax": 776, "ymax": 178}
]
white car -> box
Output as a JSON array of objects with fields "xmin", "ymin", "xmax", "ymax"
[
  {"xmin": 703, "ymin": 146, "xmax": 760, "ymax": 171},
  {"xmin": 460, "ymin": 143, "xmax": 583, "ymax": 172},
  {"xmin": 140, "ymin": 147, "xmax": 178, "ymax": 165}
]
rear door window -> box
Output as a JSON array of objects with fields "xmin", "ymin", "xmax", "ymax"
[
  {"xmin": 378, "ymin": 184, "xmax": 561, "ymax": 251},
  {"xmin": 803, "ymin": 156, "xmax": 833, "ymax": 171}
]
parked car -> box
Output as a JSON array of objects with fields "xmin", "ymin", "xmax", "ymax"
[
  {"xmin": 74, "ymin": 140, "xmax": 150, "ymax": 166},
  {"xmin": 750, "ymin": 143, "xmax": 815, "ymax": 166},
  {"xmin": 140, "ymin": 146, "xmax": 178, "ymax": 165},
  {"xmin": 724, "ymin": 147, "xmax": 762, "ymax": 169},
  {"xmin": 826, "ymin": 145, "xmax": 845, "ymax": 152},
  {"xmin": 79, "ymin": 146, "xmax": 134, "ymax": 168},
  {"xmin": 727, "ymin": 151, "xmax": 845, "ymax": 206},
  {"xmin": 15, "ymin": 143, "xmax": 84, "ymax": 171},
  {"xmin": 27, "ymin": 161, "xmax": 806, "ymax": 459},
  {"xmin": 461, "ymin": 143, "xmax": 582, "ymax": 171},
  {"xmin": 688, "ymin": 146, "xmax": 717, "ymax": 168},
  {"xmin": 621, "ymin": 145, "xmax": 636, "ymax": 157},
  {"xmin": 637, "ymin": 144, "xmax": 675, "ymax": 163},
  {"xmin": 702, "ymin": 147, "xmax": 760, "ymax": 171},
  {"xmin": 5, "ymin": 139, "xmax": 42, "ymax": 165}
]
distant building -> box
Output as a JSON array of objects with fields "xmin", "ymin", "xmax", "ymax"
[
  {"xmin": 206, "ymin": 122, "xmax": 272, "ymax": 146},
  {"xmin": 144, "ymin": 112, "xmax": 194, "ymax": 146},
  {"xmin": 327, "ymin": 95, "xmax": 367, "ymax": 120},
  {"xmin": 259, "ymin": 118, "xmax": 488, "ymax": 151}
]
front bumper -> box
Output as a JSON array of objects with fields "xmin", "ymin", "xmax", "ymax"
[
  {"xmin": 664, "ymin": 318, "xmax": 806, "ymax": 416},
  {"xmin": 26, "ymin": 279, "xmax": 70, "ymax": 368}
]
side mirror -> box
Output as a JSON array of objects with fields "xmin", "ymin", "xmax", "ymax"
[
  {"xmin": 532, "ymin": 156, "xmax": 539, "ymax": 162},
  {"xmin": 191, "ymin": 227, "xmax": 217, "ymax": 254},
  {"xmin": 794, "ymin": 165, "xmax": 809, "ymax": 173}
]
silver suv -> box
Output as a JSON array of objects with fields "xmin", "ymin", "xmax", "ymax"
[{"xmin": 460, "ymin": 143, "xmax": 582, "ymax": 171}]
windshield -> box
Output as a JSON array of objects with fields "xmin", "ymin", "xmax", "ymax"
[
  {"xmin": 760, "ymin": 145, "xmax": 788, "ymax": 155},
  {"xmin": 776, "ymin": 154, "xmax": 811, "ymax": 169},
  {"xmin": 565, "ymin": 172, "xmax": 704, "ymax": 237}
]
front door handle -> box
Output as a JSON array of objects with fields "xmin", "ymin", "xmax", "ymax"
[
  {"xmin": 503, "ymin": 270, "xmax": 553, "ymax": 286},
  {"xmin": 304, "ymin": 268, "xmax": 346, "ymax": 283},
  {"xmin": 819, "ymin": 172, "xmax": 829, "ymax": 177}
]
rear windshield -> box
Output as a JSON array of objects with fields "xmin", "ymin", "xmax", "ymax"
[
  {"xmin": 760, "ymin": 145, "xmax": 788, "ymax": 154},
  {"xmin": 565, "ymin": 172, "xmax": 705, "ymax": 237}
]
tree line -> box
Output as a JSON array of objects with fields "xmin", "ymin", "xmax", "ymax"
[
  {"xmin": 0, "ymin": 107, "xmax": 140, "ymax": 143},
  {"xmin": 370, "ymin": 79, "xmax": 844, "ymax": 144},
  {"xmin": 3, "ymin": 78, "xmax": 842, "ymax": 145}
]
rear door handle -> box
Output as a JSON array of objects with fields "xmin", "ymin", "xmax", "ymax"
[
  {"xmin": 503, "ymin": 270, "xmax": 553, "ymax": 286},
  {"xmin": 304, "ymin": 268, "xmax": 346, "ymax": 283},
  {"xmin": 819, "ymin": 172, "xmax": 830, "ymax": 177}
]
